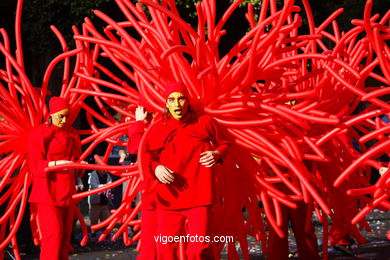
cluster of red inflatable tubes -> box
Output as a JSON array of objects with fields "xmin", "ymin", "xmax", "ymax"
[{"xmin": 0, "ymin": 0, "xmax": 389, "ymax": 259}]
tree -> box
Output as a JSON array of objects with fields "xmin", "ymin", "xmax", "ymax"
[{"xmin": 19, "ymin": 0, "xmax": 388, "ymax": 85}]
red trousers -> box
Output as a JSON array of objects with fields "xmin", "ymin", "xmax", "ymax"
[
  {"xmin": 138, "ymin": 209, "xmax": 157, "ymax": 260},
  {"xmin": 36, "ymin": 203, "xmax": 74, "ymax": 260},
  {"xmin": 156, "ymin": 206, "xmax": 214, "ymax": 260},
  {"xmin": 267, "ymin": 202, "xmax": 320, "ymax": 260}
]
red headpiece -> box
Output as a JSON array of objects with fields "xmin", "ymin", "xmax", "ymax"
[
  {"xmin": 164, "ymin": 82, "xmax": 188, "ymax": 99},
  {"xmin": 49, "ymin": 97, "xmax": 69, "ymax": 114}
]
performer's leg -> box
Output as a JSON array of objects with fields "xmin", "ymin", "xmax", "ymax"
[
  {"xmin": 60, "ymin": 206, "xmax": 74, "ymax": 260},
  {"xmin": 184, "ymin": 206, "xmax": 213, "ymax": 260},
  {"xmin": 266, "ymin": 204, "xmax": 289, "ymax": 260},
  {"xmin": 156, "ymin": 209, "xmax": 185, "ymax": 260},
  {"xmin": 137, "ymin": 208, "xmax": 158, "ymax": 260},
  {"xmin": 290, "ymin": 202, "xmax": 320, "ymax": 260},
  {"xmin": 37, "ymin": 203, "xmax": 62, "ymax": 260}
]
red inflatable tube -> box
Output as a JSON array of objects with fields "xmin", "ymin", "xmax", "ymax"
[
  {"xmin": 72, "ymin": 177, "xmax": 129, "ymax": 200},
  {"xmin": 11, "ymin": 235, "xmax": 21, "ymax": 260},
  {"xmin": 303, "ymin": 136, "xmax": 327, "ymax": 160},
  {"xmin": 334, "ymin": 139, "xmax": 390, "ymax": 187},
  {"xmin": 261, "ymin": 192, "xmax": 284, "ymax": 238},
  {"xmin": 228, "ymin": 130, "xmax": 286, "ymax": 166},
  {"xmin": 111, "ymin": 202, "xmax": 141, "ymax": 241},
  {"xmin": 124, "ymin": 230, "xmax": 141, "ymax": 247},
  {"xmin": 117, "ymin": 0, "xmax": 164, "ymax": 53},
  {"xmin": 0, "ymin": 43, "xmax": 38, "ymax": 110},
  {"xmin": 250, "ymin": 130, "xmax": 329, "ymax": 213},
  {"xmin": 346, "ymin": 186, "xmax": 377, "ymax": 196},
  {"xmin": 0, "ymin": 178, "xmax": 22, "ymax": 206},
  {"xmin": 276, "ymin": 104, "xmax": 340, "ymax": 125},
  {"xmin": 264, "ymin": 157, "xmax": 302, "ymax": 197},
  {"xmin": 352, "ymin": 193, "xmax": 388, "ymax": 224},
  {"xmin": 74, "ymin": 206, "xmax": 88, "ymax": 246},
  {"xmin": 267, "ymin": 191, "xmax": 297, "ymax": 209},
  {"xmin": 0, "ymin": 155, "xmax": 22, "ymax": 191},
  {"xmin": 14, "ymin": 0, "xmax": 24, "ymax": 68},
  {"xmin": 259, "ymin": 103, "xmax": 311, "ymax": 130},
  {"xmin": 0, "ymin": 174, "xmax": 28, "ymax": 250},
  {"xmin": 0, "ymin": 189, "xmax": 23, "ymax": 225},
  {"xmin": 97, "ymin": 216, "xmax": 120, "ymax": 242},
  {"xmin": 76, "ymin": 72, "xmax": 137, "ymax": 100},
  {"xmin": 49, "ymin": 25, "xmax": 70, "ymax": 89},
  {"xmin": 359, "ymin": 125, "xmax": 390, "ymax": 143},
  {"xmin": 316, "ymin": 109, "xmax": 385, "ymax": 146},
  {"xmin": 41, "ymin": 48, "xmax": 83, "ymax": 91},
  {"xmin": 316, "ymin": 8, "xmax": 344, "ymax": 34}
]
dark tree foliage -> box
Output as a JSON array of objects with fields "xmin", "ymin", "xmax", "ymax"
[
  {"xmin": 309, "ymin": 0, "xmax": 389, "ymax": 32},
  {"xmin": 15, "ymin": 0, "xmax": 389, "ymax": 85},
  {"xmin": 21, "ymin": 0, "xmax": 388, "ymax": 56},
  {"xmin": 22, "ymin": 0, "xmax": 115, "ymax": 55}
]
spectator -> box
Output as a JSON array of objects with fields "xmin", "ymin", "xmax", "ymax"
[{"xmin": 88, "ymin": 170, "xmax": 113, "ymax": 238}]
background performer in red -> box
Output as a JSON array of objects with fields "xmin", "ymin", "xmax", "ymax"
[
  {"xmin": 127, "ymin": 103, "xmax": 157, "ymax": 259},
  {"xmin": 28, "ymin": 97, "xmax": 83, "ymax": 260}
]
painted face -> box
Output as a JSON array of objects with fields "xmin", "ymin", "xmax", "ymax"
[
  {"xmin": 166, "ymin": 92, "xmax": 189, "ymax": 120},
  {"xmin": 51, "ymin": 108, "xmax": 69, "ymax": 128}
]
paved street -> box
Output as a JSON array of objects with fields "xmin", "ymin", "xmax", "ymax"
[{"xmin": 7, "ymin": 209, "xmax": 390, "ymax": 259}]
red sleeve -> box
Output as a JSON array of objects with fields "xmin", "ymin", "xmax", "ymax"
[
  {"xmin": 205, "ymin": 116, "xmax": 230, "ymax": 158},
  {"xmin": 143, "ymin": 120, "xmax": 166, "ymax": 177},
  {"xmin": 28, "ymin": 127, "xmax": 50, "ymax": 177},
  {"xmin": 70, "ymin": 129, "xmax": 83, "ymax": 178},
  {"xmin": 127, "ymin": 121, "xmax": 146, "ymax": 154}
]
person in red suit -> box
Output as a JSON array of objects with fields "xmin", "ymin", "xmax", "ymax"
[
  {"xmin": 28, "ymin": 97, "xmax": 83, "ymax": 260},
  {"xmin": 144, "ymin": 82, "xmax": 230, "ymax": 260},
  {"xmin": 126, "ymin": 103, "xmax": 157, "ymax": 260},
  {"xmin": 267, "ymin": 163, "xmax": 320, "ymax": 260},
  {"xmin": 266, "ymin": 200, "xmax": 320, "ymax": 260}
]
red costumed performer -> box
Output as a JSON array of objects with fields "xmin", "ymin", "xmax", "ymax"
[
  {"xmin": 144, "ymin": 82, "xmax": 230, "ymax": 259},
  {"xmin": 28, "ymin": 97, "xmax": 83, "ymax": 260},
  {"xmin": 127, "ymin": 104, "xmax": 157, "ymax": 260}
]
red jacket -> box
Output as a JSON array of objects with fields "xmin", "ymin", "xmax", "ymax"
[
  {"xmin": 28, "ymin": 124, "xmax": 81, "ymax": 207},
  {"xmin": 145, "ymin": 114, "xmax": 230, "ymax": 210},
  {"xmin": 127, "ymin": 120, "xmax": 146, "ymax": 154}
]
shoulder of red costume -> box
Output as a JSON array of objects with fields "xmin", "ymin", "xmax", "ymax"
[
  {"xmin": 66, "ymin": 126, "xmax": 77, "ymax": 133},
  {"xmin": 198, "ymin": 114, "xmax": 213, "ymax": 124},
  {"xmin": 65, "ymin": 126, "xmax": 79, "ymax": 138},
  {"xmin": 148, "ymin": 118, "xmax": 164, "ymax": 131},
  {"xmin": 28, "ymin": 124, "xmax": 55, "ymax": 139},
  {"xmin": 30, "ymin": 123, "xmax": 52, "ymax": 132}
]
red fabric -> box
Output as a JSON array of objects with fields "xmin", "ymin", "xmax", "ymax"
[
  {"xmin": 49, "ymin": 97, "xmax": 69, "ymax": 114},
  {"xmin": 28, "ymin": 124, "xmax": 82, "ymax": 207},
  {"xmin": 127, "ymin": 119, "xmax": 158, "ymax": 211},
  {"xmin": 127, "ymin": 121, "xmax": 158, "ymax": 259},
  {"xmin": 267, "ymin": 202, "xmax": 320, "ymax": 260},
  {"xmin": 145, "ymin": 114, "xmax": 230, "ymax": 210},
  {"xmin": 138, "ymin": 96, "xmax": 154, "ymax": 112},
  {"xmin": 138, "ymin": 209, "xmax": 158, "ymax": 260},
  {"xmin": 127, "ymin": 120, "xmax": 146, "ymax": 154},
  {"xmin": 164, "ymin": 82, "xmax": 188, "ymax": 99},
  {"xmin": 36, "ymin": 203, "xmax": 74, "ymax": 260},
  {"xmin": 156, "ymin": 206, "xmax": 214, "ymax": 260}
]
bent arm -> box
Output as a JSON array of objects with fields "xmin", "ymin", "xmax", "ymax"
[{"xmin": 28, "ymin": 129, "xmax": 51, "ymax": 177}]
